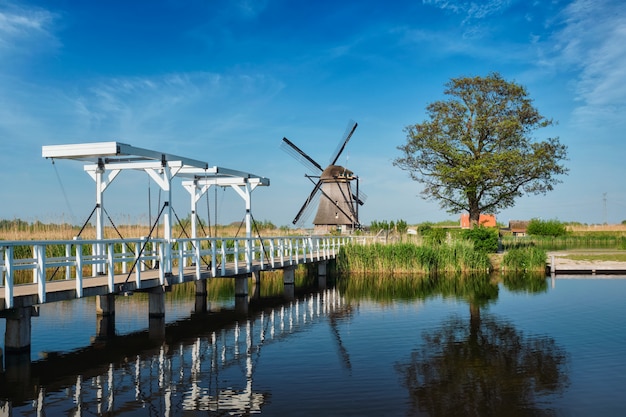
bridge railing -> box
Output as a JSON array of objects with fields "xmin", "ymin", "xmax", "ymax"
[{"xmin": 1, "ymin": 235, "xmax": 353, "ymax": 309}]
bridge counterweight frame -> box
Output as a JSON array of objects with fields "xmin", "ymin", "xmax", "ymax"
[{"xmin": 42, "ymin": 141, "xmax": 270, "ymax": 275}]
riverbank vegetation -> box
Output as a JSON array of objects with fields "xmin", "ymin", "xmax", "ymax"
[
  {"xmin": 337, "ymin": 241, "xmax": 492, "ymax": 274},
  {"xmin": 4, "ymin": 217, "xmax": 626, "ymax": 277},
  {"xmin": 501, "ymin": 247, "xmax": 547, "ymax": 272},
  {"xmin": 501, "ymin": 218, "xmax": 626, "ymax": 251}
]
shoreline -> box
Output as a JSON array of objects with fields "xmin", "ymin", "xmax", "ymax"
[{"xmin": 546, "ymin": 250, "xmax": 626, "ymax": 276}]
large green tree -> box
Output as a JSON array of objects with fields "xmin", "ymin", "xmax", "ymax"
[{"xmin": 394, "ymin": 73, "xmax": 568, "ymax": 225}]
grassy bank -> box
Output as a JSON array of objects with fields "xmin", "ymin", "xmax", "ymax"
[
  {"xmin": 337, "ymin": 241, "xmax": 491, "ymax": 274},
  {"xmin": 337, "ymin": 240, "xmax": 552, "ymax": 274},
  {"xmin": 501, "ymin": 233, "xmax": 626, "ymax": 251},
  {"xmin": 501, "ymin": 247, "xmax": 547, "ymax": 272}
]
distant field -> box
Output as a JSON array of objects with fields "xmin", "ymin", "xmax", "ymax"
[
  {"xmin": 567, "ymin": 224, "xmax": 626, "ymax": 233},
  {"xmin": 0, "ymin": 224, "xmax": 284, "ymax": 241}
]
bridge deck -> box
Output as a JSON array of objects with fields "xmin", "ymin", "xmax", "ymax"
[
  {"xmin": 1, "ymin": 235, "xmax": 349, "ymax": 312},
  {"xmin": 0, "ymin": 256, "xmax": 332, "ymax": 312}
]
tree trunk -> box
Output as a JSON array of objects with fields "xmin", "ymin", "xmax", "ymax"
[{"xmin": 469, "ymin": 208, "xmax": 481, "ymax": 227}]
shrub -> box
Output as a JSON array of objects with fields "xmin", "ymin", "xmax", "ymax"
[
  {"xmin": 462, "ymin": 226, "xmax": 499, "ymax": 253},
  {"xmin": 417, "ymin": 222, "xmax": 433, "ymax": 235},
  {"xmin": 526, "ymin": 218, "xmax": 567, "ymax": 237}
]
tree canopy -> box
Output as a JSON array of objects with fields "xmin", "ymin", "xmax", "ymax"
[{"xmin": 394, "ymin": 73, "xmax": 568, "ymax": 225}]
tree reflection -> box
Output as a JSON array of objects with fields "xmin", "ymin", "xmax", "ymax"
[
  {"xmin": 396, "ymin": 274, "xmax": 569, "ymax": 417},
  {"xmin": 501, "ymin": 271, "xmax": 549, "ymax": 294}
]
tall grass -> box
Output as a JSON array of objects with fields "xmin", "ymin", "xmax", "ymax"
[
  {"xmin": 502, "ymin": 234, "xmax": 626, "ymax": 251},
  {"xmin": 337, "ymin": 241, "xmax": 491, "ymax": 274},
  {"xmin": 501, "ymin": 247, "xmax": 546, "ymax": 272}
]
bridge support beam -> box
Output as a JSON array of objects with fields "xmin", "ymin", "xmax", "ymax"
[
  {"xmin": 4, "ymin": 307, "xmax": 32, "ymax": 354},
  {"xmin": 283, "ymin": 266, "xmax": 296, "ymax": 300},
  {"xmin": 194, "ymin": 280, "xmax": 208, "ymax": 313},
  {"xmin": 235, "ymin": 275, "xmax": 249, "ymax": 297},
  {"xmin": 317, "ymin": 261, "xmax": 328, "ymax": 289},
  {"xmin": 94, "ymin": 295, "xmax": 116, "ymax": 339},
  {"xmin": 148, "ymin": 287, "xmax": 166, "ymax": 339},
  {"xmin": 252, "ymin": 270, "xmax": 261, "ymax": 285},
  {"xmin": 235, "ymin": 275, "xmax": 249, "ymax": 314},
  {"xmin": 96, "ymin": 294, "xmax": 115, "ymax": 317},
  {"xmin": 249, "ymin": 270, "xmax": 261, "ymax": 299},
  {"xmin": 95, "ymin": 315, "xmax": 115, "ymax": 340},
  {"xmin": 318, "ymin": 261, "xmax": 327, "ymax": 277}
]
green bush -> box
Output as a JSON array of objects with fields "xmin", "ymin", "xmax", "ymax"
[
  {"xmin": 526, "ymin": 218, "xmax": 567, "ymax": 237},
  {"xmin": 417, "ymin": 222, "xmax": 433, "ymax": 235},
  {"xmin": 462, "ymin": 226, "xmax": 499, "ymax": 253}
]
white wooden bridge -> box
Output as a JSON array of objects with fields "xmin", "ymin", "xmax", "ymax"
[
  {"xmin": 0, "ymin": 141, "xmax": 354, "ymax": 360},
  {"xmin": 0, "ymin": 234, "xmax": 348, "ymax": 309}
]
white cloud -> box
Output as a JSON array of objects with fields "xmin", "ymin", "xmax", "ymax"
[
  {"xmin": 422, "ymin": 0, "xmax": 513, "ymax": 22},
  {"xmin": 76, "ymin": 72, "xmax": 284, "ymax": 146},
  {"xmin": 552, "ymin": 0, "xmax": 626, "ymax": 127},
  {"xmin": 0, "ymin": 3, "xmax": 59, "ymax": 58}
]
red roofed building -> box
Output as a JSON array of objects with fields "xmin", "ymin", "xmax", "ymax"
[{"xmin": 460, "ymin": 213, "xmax": 496, "ymax": 229}]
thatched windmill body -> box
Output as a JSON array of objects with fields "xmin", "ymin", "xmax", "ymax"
[{"xmin": 281, "ymin": 120, "xmax": 366, "ymax": 234}]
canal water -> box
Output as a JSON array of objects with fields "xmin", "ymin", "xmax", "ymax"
[{"xmin": 1, "ymin": 274, "xmax": 625, "ymax": 416}]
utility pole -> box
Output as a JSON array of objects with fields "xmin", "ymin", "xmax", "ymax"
[{"xmin": 603, "ymin": 192, "xmax": 607, "ymax": 224}]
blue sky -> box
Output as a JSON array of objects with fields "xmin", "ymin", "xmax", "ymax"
[{"xmin": 1, "ymin": 0, "xmax": 625, "ymax": 228}]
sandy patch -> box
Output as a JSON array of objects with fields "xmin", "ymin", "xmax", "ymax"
[{"xmin": 546, "ymin": 251, "xmax": 626, "ymax": 270}]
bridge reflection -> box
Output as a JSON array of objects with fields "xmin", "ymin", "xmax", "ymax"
[{"xmin": 0, "ymin": 287, "xmax": 349, "ymax": 415}]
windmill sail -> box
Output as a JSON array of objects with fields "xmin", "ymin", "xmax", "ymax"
[
  {"xmin": 330, "ymin": 120, "xmax": 357, "ymax": 166},
  {"xmin": 281, "ymin": 138, "xmax": 323, "ymax": 174},
  {"xmin": 292, "ymin": 178, "xmax": 323, "ymax": 225},
  {"xmin": 280, "ymin": 120, "xmax": 364, "ymax": 233}
]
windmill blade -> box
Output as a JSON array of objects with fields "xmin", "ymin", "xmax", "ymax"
[
  {"xmin": 281, "ymin": 137, "xmax": 324, "ymax": 174},
  {"xmin": 293, "ymin": 178, "xmax": 323, "ymax": 225},
  {"xmin": 353, "ymin": 189, "xmax": 368, "ymax": 205},
  {"xmin": 329, "ymin": 313, "xmax": 352, "ymax": 371},
  {"xmin": 329, "ymin": 120, "xmax": 358, "ymax": 166},
  {"xmin": 294, "ymin": 191, "xmax": 320, "ymax": 227}
]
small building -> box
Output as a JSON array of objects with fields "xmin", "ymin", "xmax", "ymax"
[
  {"xmin": 508, "ymin": 220, "xmax": 530, "ymax": 236},
  {"xmin": 460, "ymin": 213, "xmax": 497, "ymax": 229}
]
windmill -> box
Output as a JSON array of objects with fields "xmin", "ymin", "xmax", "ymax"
[{"xmin": 281, "ymin": 120, "xmax": 366, "ymax": 235}]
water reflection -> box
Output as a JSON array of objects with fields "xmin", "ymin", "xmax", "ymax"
[
  {"xmin": 391, "ymin": 273, "xmax": 569, "ymax": 417},
  {"xmin": 0, "ymin": 288, "xmax": 349, "ymax": 416},
  {"xmin": 397, "ymin": 313, "xmax": 569, "ymax": 417},
  {"xmin": 502, "ymin": 271, "xmax": 550, "ymax": 294},
  {"xmin": 0, "ymin": 272, "xmax": 583, "ymax": 416}
]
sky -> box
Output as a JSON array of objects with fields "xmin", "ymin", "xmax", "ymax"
[{"xmin": 1, "ymin": 0, "xmax": 625, "ymax": 229}]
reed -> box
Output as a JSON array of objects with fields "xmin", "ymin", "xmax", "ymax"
[
  {"xmin": 501, "ymin": 247, "xmax": 546, "ymax": 272},
  {"xmin": 501, "ymin": 233, "xmax": 626, "ymax": 251},
  {"xmin": 337, "ymin": 241, "xmax": 491, "ymax": 274}
]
